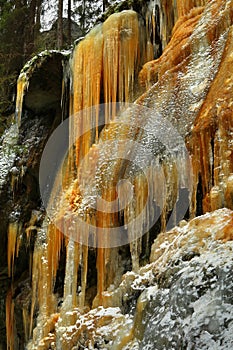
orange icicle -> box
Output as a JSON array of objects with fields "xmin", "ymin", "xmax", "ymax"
[
  {"xmin": 47, "ymin": 223, "xmax": 63, "ymax": 284},
  {"xmin": 15, "ymin": 73, "xmax": 28, "ymax": 126},
  {"xmin": 7, "ymin": 223, "xmax": 18, "ymax": 278},
  {"xmin": 6, "ymin": 289, "xmax": 14, "ymax": 350}
]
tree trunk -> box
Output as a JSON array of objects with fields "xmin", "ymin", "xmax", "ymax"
[
  {"xmin": 80, "ymin": 0, "xmax": 86, "ymax": 34},
  {"xmin": 24, "ymin": 0, "xmax": 37, "ymax": 59},
  {"xmin": 103, "ymin": 0, "xmax": 108, "ymax": 12},
  {"xmin": 67, "ymin": 0, "xmax": 72, "ymax": 45},
  {"xmin": 57, "ymin": 0, "xmax": 63, "ymax": 49},
  {"xmin": 35, "ymin": 0, "xmax": 42, "ymax": 35}
]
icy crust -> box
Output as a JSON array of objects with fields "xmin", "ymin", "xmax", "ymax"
[
  {"xmin": 138, "ymin": 0, "xmax": 231, "ymax": 138},
  {"xmin": 140, "ymin": 246, "xmax": 233, "ymax": 350},
  {"xmin": 56, "ymin": 307, "xmax": 133, "ymax": 350},
  {"xmin": 0, "ymin": 123, "xmax": 18, "ymax": 189},
  {"xmin": 37, "ymin": 209, "xmax": 233, "ymax": 349}
]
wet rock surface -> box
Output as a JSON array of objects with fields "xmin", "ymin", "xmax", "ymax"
[{"xmin": 0, "ymin": 51, "xmax": 65, "ymax": 348}]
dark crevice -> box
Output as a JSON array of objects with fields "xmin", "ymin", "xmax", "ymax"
[
  {"xmin": 211, "ymin": 138, "xmax": 215, "ymax": 187},
  {"xmin": 196, "ymin": 174, "xmax": 203, "ymax": 216}
]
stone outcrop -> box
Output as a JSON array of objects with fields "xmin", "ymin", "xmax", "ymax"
[
  {"xmin": 52, "ymin": 208, "xmax": 233, "ymax": 349},
  {"xmin": 0, "ymin": 51, "xmax": 67, "ymax": 349}
]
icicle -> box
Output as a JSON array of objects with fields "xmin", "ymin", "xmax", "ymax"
[
  {"xmin": 72, "ymin": 25, "xmax": 103, "ymax": 115},
  {"xmin": 210, "ymin": 186, "xmax": 223, "ymax": 211},
  {"xmin": 10, "ymin": 167, "xmax": 20, "ymax": 197},
  {"xmin": 7, "ymin": 222, "xmax": 21, "ymax": 278},
  {"xmin": 47, "ymin": 223, "xmax": 63, "ymax": 285},
  {"xmin": 95, "ymin": 194, "xmax": 108, "ymax": 304},
  {"xmin": 103, "ymin": 11, "xmax": 140, "ymax": 113},
  {"xmin": 25, "ymin": 210, "xmax": 41, "ymax": 242},
  {"xmin": 96, "ymin": 247, "xmax": 105, "ymax": 305},
  {"xmin": 30, "ymin": 224, "xmax": 58, "ymax": 345},
  {"xmin": 63, "ymin": 239, "xmax": 80, "ymax": 309},
  {"xmin": 225, "ymin": 175, "xmax": 233, "ymax": 210},
  {"xmin": 128, "ymin": 174, "xmax": 146, "ymax": 271},
  {"xmin": 15, "ymin": 73, "xmax": 28, "ymax": 126},
  {"xmin": 71, "ymin": 25, "xmax": 103, "ymax": 167},
  {"xmin": 22, "ymin": 306, "xmax": 30, "ymax": 344},
  {"xmin": 6, "ymin": 289, "xmax": 14, "ymax": 350},
  {"xmin": 79, "ymin": 244, "xmax": 88, "ymax": 307},
  {"xmin": 70, "ymin": 10, "xmax": 153, "ymax": 175}
]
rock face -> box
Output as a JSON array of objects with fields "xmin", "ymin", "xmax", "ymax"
[
  {"xmin": 138, "ymin": 0, "xmax": 233, "ymax": 214},
  {"xmin": 1, "ymin": 0, "xmax": 233, "ymax": 349},
  {"xmin": 139, "ymin": 209, "xmax": 233, "ymax": 350},
  {"xmin": 53, "ymin": 208, "xmax": 233, "ymax": 349},
  {"xmin": 0, "ymin": 52, "xmax": 66, "ymax": 349}
]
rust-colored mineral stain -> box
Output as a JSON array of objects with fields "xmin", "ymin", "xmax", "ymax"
[
  {"xmin": 139, "ymin": 7, "xmax": 203, "ymax": 89},
  {"xmin": 215, "ymin": 217, "xmax": 233, "ymax": 242}
]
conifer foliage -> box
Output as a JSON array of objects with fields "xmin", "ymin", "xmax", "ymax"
[
  {"xmin": 0, "ymin": 0, "xmax": 42, "ymax": 115},
  {"xmin": 0, "ymin": 0, "xmax": 118, "ymax": 117}
]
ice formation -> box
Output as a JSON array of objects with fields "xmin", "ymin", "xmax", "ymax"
[{"xmin": 5, "ymin": 0, "xmax": 233, "ymax": 349}]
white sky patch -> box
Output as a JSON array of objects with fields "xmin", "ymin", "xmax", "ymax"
[{"xmin": 40, "ymin": 0, "xmax": 116, "ymax": 31}]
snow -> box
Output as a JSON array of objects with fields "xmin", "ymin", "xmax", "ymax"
[{"xmin": 0, "ymin": 123, "xmax": 18, "ymax": 189}]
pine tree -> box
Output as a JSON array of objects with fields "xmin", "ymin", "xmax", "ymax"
[
  {"xmin": 0, "ymin": 0, "xmax": 41, "ymax": 115},
  {"xmin": 73, "ymin": 0, "xmax": 102, "ymax": 35},
  {"xmin": 0, "ymin": 1, "xmax": 27, "ymax": 114}
]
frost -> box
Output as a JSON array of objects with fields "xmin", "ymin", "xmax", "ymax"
[{"xmin": 0, "ymin": 123, "xmax": 18, "ymax": 189}]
